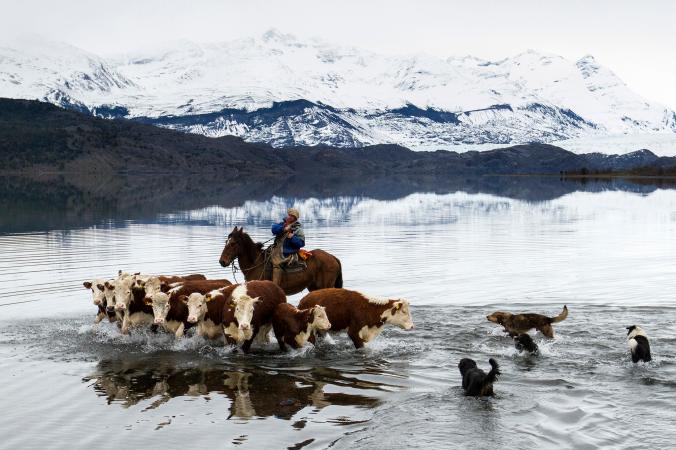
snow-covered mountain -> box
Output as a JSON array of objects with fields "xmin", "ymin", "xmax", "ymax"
[{"xmin": 1, "ymin": 30, "xmax": 675, "ymax": 150}]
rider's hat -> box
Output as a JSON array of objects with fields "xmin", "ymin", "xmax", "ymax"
[{"xmin": 287, "ymin": 207, "xmax": 300, "ymax": 219}]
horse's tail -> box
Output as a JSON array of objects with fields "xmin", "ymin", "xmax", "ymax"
[{"xmin": 334, "ymin": 257, "xmax": 343, "ymax": 288}]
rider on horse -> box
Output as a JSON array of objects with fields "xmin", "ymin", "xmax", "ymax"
[{"xmin": 271, "ymin": 207, "xmax": 305, "ymax": 286}]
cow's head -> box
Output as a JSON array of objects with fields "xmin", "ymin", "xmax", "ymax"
[
  {"xmin": 103, "ymin": 280, "xmax": 116, "ymax": 312},
  {"xmin": 383, "ymin": 299, "xmax": 414, "ymax": 330},
  {"xmin": 145, "ymin": 292, "xmax": 171, "ymax": 324},
  {"xmin": 84, "ymin": 279, "xmax": 106, "ymax": 305},
  {"xmin": 113, "ymin": 275, "xmax": 135, "ymax": 311},
  {"xmin": 138, "ymin": 276, "xmax": 167, "ymax": 299},
  {"xmin": 186, "ymin": 292, "xmax": 212, "ymax": 324},
  {"xmin": 233, "ymin": 295, "xmax": 260, "ymax": 340},
  {"xmin": 310, "ymin": 305, "xmax": 331, "ymax": 332}
]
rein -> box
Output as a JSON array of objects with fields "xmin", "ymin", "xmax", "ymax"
[{"xmin": 227, "ymin": 235, "xmax": 276, "ymax": 282}]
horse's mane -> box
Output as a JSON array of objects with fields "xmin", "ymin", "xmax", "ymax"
[{"xmin": 232, "ymin": 227, "xmax": 264, "ymax": 252}]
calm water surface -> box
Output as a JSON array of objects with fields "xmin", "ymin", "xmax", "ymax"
[{"xmin": 1, "ymin": 179, "xmax": 675, "ymax": 449}]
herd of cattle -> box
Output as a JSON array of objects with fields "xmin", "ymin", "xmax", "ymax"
[{"xmin": 83, "ymin": 271, "xmax": 414, "ymax": 352}]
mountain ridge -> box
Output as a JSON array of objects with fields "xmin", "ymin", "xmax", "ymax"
[
  {"xmin": 1, "ymin": 32, "xmax": 674, "ymax": 150},
  {"xmin": 2, "ymin": 98, "xmax": 675, "ymax": 178}
]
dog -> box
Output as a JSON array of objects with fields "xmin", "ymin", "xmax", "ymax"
[
  {"xmin": 514, "ymin": 333, "xmax": 539, "ymax": 354},
  {"xmin": 458, "ymin": 358, "xmax": 500, "ymax": 396},
  {"xmin": 627, "ymin": 325, "xmax": 651, "ymax": 363},
  {"xmin": 487, "ymin": 305, "xmax": 568, "ymax": 338}
]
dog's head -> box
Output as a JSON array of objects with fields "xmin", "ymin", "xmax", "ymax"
[
  {"xmin": 458, "ymin": 358, "xmax": 477, "ymax": 377},
  {"xmin": 487, "ymin": 311, "xmax": 511, "ymax": 325},
  {"xmin": 514, "ymin": 333, "xmax": 538, "ymax": 353}
]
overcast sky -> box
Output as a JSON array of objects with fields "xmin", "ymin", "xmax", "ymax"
[{"xmin": 2, "ymin": 0, "xmax": 674, "ymax": 108}]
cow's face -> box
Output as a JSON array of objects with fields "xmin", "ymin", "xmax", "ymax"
[
  {"xmin": 186, "ymin": 292, "xmax": 210, "ymax": 324},
  {"xmin": 139, "ymin": 276, "xmax": 164, "ymax": 298},
  {"xmin": 103, "ymin": 281, "xmax": 116, "ymax": 312},
  {"xmin": 146, "ymin": 292, "xmax": 170, "ymax": 324},
  {"xmin": 113, "ymin": 276, "xmax": 134, "ymax": 311},
  {"xmin": 84, "ymin": 279, "xmax": 106, "ymax": 305},
  {"xmin": 383, "ymin": 300, "xmax": 414, "ymax": 330},
  {"xmin": 311, "ymin": 306, "xmax": 331, "ymax": 331},
  {"xmin": 233, "ymin": 295, "xmax": 259, "ymax": 340}
]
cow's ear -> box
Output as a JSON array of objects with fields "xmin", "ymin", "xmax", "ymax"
[
  {"xmin": 83, "ymin": 281, "xmax": 92, "ymax": 289},
  {"xmin": 96, "ymin": 283, "xmax": 105, "ymax": 291},
  {"xmin": 160, "ymin": 282, "xmax": 170, "ymax": 292},
  {"xmin": 118, "ymin": 270, "xmax": 123, "ymax": 276},
  {"xmin": 179, "ymin": 295, "xmax": 189, "ymax": 305},
  {"xmin": 204, "ymin": 293, "xmax": 213, "ymax": 303},
  {"xmin": 252, "ymin": 296, "xmax": 261, "ymax": 304},
  {"xmin": 393, "ymin": 301, "xmax": 403, "ymax": 311},
  {"xmin": 105, "ymin": 281, "xmax": 114, "ymax": 289},
  {"xmin": 144, "ymin": 297, "xmax": 153, "ymax": 306}
]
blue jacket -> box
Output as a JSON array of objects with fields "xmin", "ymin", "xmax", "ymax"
[{"xmin": 271, "ymin": 221, "xmax": 305, "ymax": 257}]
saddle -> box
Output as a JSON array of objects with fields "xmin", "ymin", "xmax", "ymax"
[{"xmin": 264, "ymin": 246, "xmax": 310, "ymax": 278}]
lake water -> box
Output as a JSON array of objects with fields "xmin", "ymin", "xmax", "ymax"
[{"xmin": 1, "ymin": 176, "xmax": 675, "ymax": 449}]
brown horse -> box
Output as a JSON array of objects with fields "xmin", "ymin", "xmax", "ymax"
[{"xmin": 218, "ymin": 226, "xmax": 343, "ymax": 295}]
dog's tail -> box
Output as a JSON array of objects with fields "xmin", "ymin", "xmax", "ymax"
[
  {"xmin": 485, "ymin": 358, "xmax": 500, "ymax": 385},
  {"xmin": 549, "ymin": 305, "xmax": 568, "ymax": 323}
]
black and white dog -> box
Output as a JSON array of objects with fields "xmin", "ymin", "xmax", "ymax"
[
  {"xmin": 627, "ymin": 325, "xmax": 652, "ymax": 363},
  {"xmin": 458, "ymin": 358, "xmax": 500, "ymax": 396},
  {"xmin": 514, "ymin": 333, "xmax": 539, "ymax": 354}
]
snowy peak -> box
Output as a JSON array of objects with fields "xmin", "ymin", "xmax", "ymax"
[{"xmin": 0, "ymin": 31, "xmax": 674, "ymax": 150}]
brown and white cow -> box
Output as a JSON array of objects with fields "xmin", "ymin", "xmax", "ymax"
[
  {"xmin": 184, "ymin": 287, "xmax": 237, "ymax": 340},
  {"xmin": 145, "ymin": 279, "xmax": 232, "ymax": 338},
  {"xmin": 272, "ymin": 303, "xmax": 331, "ymax": 351},
  {"xmin": 83, "ymin": 279, "xmax": 110, "ymax": 323},
  {"xmin": 203, "ymin": 281, "xmax": 287, "ymax": 352},
  {"xmin": 109, "ymin": 273, "xmax": 154, "ymax": 334},
  {"xmin": 135, "ymin": 273, "xmax": 207, "ymax": 299},
  {"xmin": 297, "ymin": 288, "xmax": 414, "ymax": 348}
]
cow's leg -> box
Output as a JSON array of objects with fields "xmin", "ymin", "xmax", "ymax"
[
  {"xmin": 277, "ymin": 336, "xmax": 288, "ymax": 352},
  {"xmin": 121, "ymin": 311, "xmax": 130, "ymax": 334},
  {"xmin": 175, "ymin": 322, "xmax": 185, "ymax": 338},
  {"xmin": 95, "ymin": 311, "xmax": 106, "ymax": 324},
  {"xmin": 347, "ymin": 328, "xmax": 365, "ymax": 349}
]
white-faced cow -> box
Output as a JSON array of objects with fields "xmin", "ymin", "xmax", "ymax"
[
  {"xmin": 203, "ymin": 281, "xmax": 287, "ymax": 352},
  {"xmin": 135, "ymin": 273, "xmax": 207, "ymax": 299},
  {"xmin": 83, "ymin": 279, "xmax": 111, "ymax": 323},
  {"xmin": 145, "ymin": 279, "xmax": 232, "ymax": 338},
  {"xmin": 109, "ymin": 273, "xmax": 153, "ymax": 334},
  {"xmin": 272, "ymin": 303, "xmax": 331, "ymax": 351},
  {"xmin": 298, "ymin": 288, "xmax": 414, "ymax": 348}
]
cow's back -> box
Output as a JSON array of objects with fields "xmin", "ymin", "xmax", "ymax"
[
  {"xmin": 172, "ymin": 279, "xmax": 232, "ymax": 297},
  {"xmin": 246, "ymin": 280, "xmax": 287, "ymax": 325},
  {"xmin": 298, "ymin": 288, "xmax": 361, "ymax": 331}
]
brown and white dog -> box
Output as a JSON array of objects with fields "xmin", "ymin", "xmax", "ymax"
[{"xmin": 487, "ymin": 305, "xmax": 568, "ymax": 338}]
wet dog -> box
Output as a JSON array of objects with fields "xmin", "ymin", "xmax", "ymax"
[
  {"xmin": 487, "ymin": 305, "xmax": 568, "ymax": 338},
  {"xmin": 514, "ymin": 333, "xmax": 539, "ymax": 354},
  {"xmin": 627, "ymin": 325, "xmax": 651, "ymax": 363},
  {"xmin": 458, "ymin": 358, "xmax": 500, "ymax": 396}
]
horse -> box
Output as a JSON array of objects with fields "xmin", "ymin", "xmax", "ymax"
[{"xmin": 219, "ymin": 226, "xmax": 343, "ymax": 295}]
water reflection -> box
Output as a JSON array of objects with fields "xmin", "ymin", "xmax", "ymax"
[
  {"xmin": 84, "ymin": 354, "xmax": 385, "ymax": 419},
  {"xmin": 2, "ymin": 173, "xmax": 674, "ymax": 232}
]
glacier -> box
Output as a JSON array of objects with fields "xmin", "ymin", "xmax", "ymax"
[{"xmin": 1, "ymin": 30, "xmax": 674, "ymax": 151}]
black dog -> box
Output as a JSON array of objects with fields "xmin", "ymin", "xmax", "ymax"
[
  {"xmin": 514, "ymin": 333, "xmax": 539, "ymax": 354},
  {"xmin": 458, "ymin": 358, "xmax": 500, "ymax": 396},
  {"xmin": 627, "ymin": 325, "xmax": 651, "ymax": 363}
]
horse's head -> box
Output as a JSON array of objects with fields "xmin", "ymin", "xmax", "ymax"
[{"xmin": 219, "ymin": 226, "xmax": 243, "ymax": 267}]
